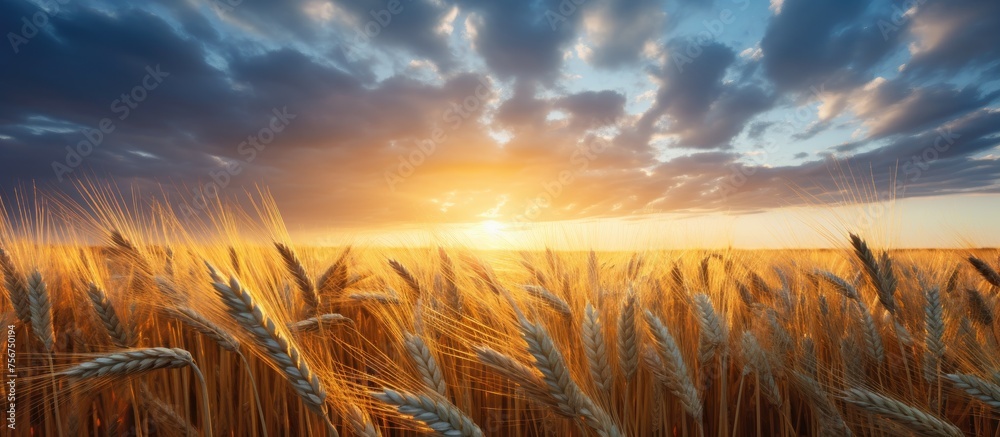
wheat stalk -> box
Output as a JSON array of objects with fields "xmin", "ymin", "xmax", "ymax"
[
  {"xmin": 372, "ymin": 388, "xmax": 482, "ymax": 436},
  {"xmin": 843, "ymin": 387, "xmax": 962, "ymax": 437}
]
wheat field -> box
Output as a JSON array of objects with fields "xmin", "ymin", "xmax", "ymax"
[{"xmin": 2, "ymin": 197, "xmax": 1000, "ymax": 436}]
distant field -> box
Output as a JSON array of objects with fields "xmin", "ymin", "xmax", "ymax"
[{"xmin": 2, "ymin": 227, "xmax": 999, "ymax": 435}]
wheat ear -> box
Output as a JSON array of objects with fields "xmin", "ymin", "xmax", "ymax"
[
  {"xmin": 474, "ymin": 346, "xmax": 567, "ymax": 415},
  {"xmin": 965, "ymin": 288, "xmax": 994, "ymax": 326},
  {"xmin": 849, "ymin": 234, "xmax": 897, "ymax": 315},
  {"xmin": 924, "ymin": 286, "xmax": 945, "ymax": 381},
  {"xmin": 87, "ymin": 283, "xmax": 135, "ymax": 348},
  {"xmin": 404, "ymin": 332, "xmax": 447, "ymax": 397},
  {"xmin": 582, "ymin": 303, "xmax": 612, "ymax": 394},
  {"xmin": 388, "ymin": 259, "xmax": 423, "ymax": 296},
  {"xmin": 968, "ymin": 256, "xmax": 1000, "ymax": 288},
  {"xmin": 643, "ymin": 310, "xmax": 703, "ymax": 419},
  {"xmin": 63, "ymin": 348, "xmax": 213, "ymax": 436},
  {"xmin": 855, "ymin": 301, "xmax": 885, "ymax": 365},
  {"xmin": 317, "ymin": 246, "xmax": 351, "ymax": 296},
  {"xmin": 692, "ymin": 293, "xmax": 727, "ymax": 364},
  {"xmin": 274, "ymin": 242, "xmax": 320, "ymax": 314},
  {"xmin": 843, "ymin": 387, "xmax": 962, "ymax": 437},
  {"xmin": 138, "ymin": 383, "xmax": 199, "ymax": 437},
  {"xmin": 523, "ymin": 284, "xmax": 572, "ymax": 316},
  {"xmin": 790, "ymin": 371, "xmax": 851, "ymax": 437},
  {"xmin": 345, "ymin": 403, "xmax": 380, "ymax": 437},
  {"xmin": 814, "ymin": 270, "xmax": 860, "ymax": 300},
  {"xmin": 210, "ymin": 272, "xmax": 338, "ymax": 435},
  {"xmin": 62, "ymin": 347, "xmax": 191, "ymax": 378},
  {"xmin": 946, "ymin": 373, "xmax": 1000, "ymax": 411},
  {"xmin": 288, "ymin": 313, "xmax": 355, "ymax": 333},
  {"xmin": 166, "ymin": 306, "xmax": 268, "ymax": 435},
  {"xmin": 27, "ymin": 270, "xmax": 54, "ymax": 351},
  {"xmin": 740, "ymin": 331, "xmax": 782, "ymax": 406},
  {"xmin": 617, "ymin": 292, "xmax": 638, "ymax": 382},
  {"xmin": 518, "ymin": 315, "xmax": 621, "ymax": 437},
  {"xmin": 349, "ymin": 291, "xmax": 402, "ymax": 305},
  {"xmin": 372, "ymin": 388, "xmax": 482, "ymax": 436},
  {"xmin": 0, "ymin": 248, "xmax": 30, "ymax": 324},
  {"xmin": 167, "ymin": 306, "xmax": 241, "ymax": 352}
]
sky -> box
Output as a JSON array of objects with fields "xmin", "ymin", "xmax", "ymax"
[{"xmin": 1, "ymin": 0, "xmax": 999, "ymax": 248}]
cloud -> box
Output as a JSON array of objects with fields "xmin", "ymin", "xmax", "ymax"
[
  {"xmin": 901, "ymin": 0, "xmax": 1000, "ymax": 77},
  {"xmin": 636, "ymin": 40, "xmax": 774, "ymax": 149},
  {"xmin": 462, "ymin": 0, "xmax": 581, "ymax": 83},
  {"xmin": 578, "ymin": 0, "xmax": 667, "ymax": 68},
  {"xmin": 0, "ymin": 0, "xmax": 998, "ymax": 229},
  {"xmin": 760, "ymin": 0, "xmax": 898, "ymax": 91}
]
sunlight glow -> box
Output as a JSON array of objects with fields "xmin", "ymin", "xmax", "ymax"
[{"xmin": 479, "ymin": 219, "xmax": 507, "ymax": 236}]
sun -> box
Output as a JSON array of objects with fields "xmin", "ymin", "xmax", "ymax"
[{"xmin": 479, "ymin": 219, "xmax": 507, "ymax": 235}]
